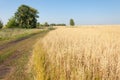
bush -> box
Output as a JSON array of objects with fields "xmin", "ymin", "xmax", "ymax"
[
  {"xmin": 48, "ymin": 27, "xmax": 55, "ymax": 30},
  {"xmin": 6, "ymin": 17, "xmax": 18, "ymax": 28},
  {"xmin": 0, "ymin": 20, "xmax": 3, "ymax": 29},
  {"xmin": 44, "ymin": 22, "xmax": 49, "ymax": 27}
]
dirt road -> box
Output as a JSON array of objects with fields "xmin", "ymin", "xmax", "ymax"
[{"xmin": 0, "ymin": 30, "xmax": 49, "ymax": 80}]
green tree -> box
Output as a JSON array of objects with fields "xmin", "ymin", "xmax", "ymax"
[
  {"xmin": 0, "ymin": 20, "xmax": 3, "ymax": 29},
  {"xmin": 6, "ymin": 17, "xmax": 18, "ymax": 28},
  {"xmin": 15, "ymin": 5, "xmax": 39, "ymax": 28},
  {"xmin": 50, "ymin": 23, "xmax": 56, "ymax": 26},
  {"xmin": 44, "ymin": 22, "xmax": 49, "ymax": 27},
  {"xmin": 37, "ymin": 22, "xmax": 40, "ymax": 27},
  {"xmin": 37, "ymin": 22, "xmax": 43, "ymax": 29},
  {"xmin": 56, "ymin": 24, "xmax": 66, "ymax": 26},
  {"xmin": 70, "ymin": 19, "xmax": 75, "ymax": 26}
]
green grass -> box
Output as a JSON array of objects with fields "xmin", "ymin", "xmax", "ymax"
[
  {"xmin": 0, "ymin": 28, "xmax": 51, "ymax": 80},
  {"xmin": 0, "ymin": 28, "xmax": 42, "ymax": 45},
  {"xmin": 7, "ymin": 30, "xmax": 50, "ymax": 80},
  {"xmin": 0, "ymin": 30, "xmax": 49, "ymax": 64},
  {"xmin": 0, "ymin": 50, "xmax": 14, "ymax": 63},
  {"xmin": 0, "ymin": 27, "xmax": 55, "ymax": 80}
]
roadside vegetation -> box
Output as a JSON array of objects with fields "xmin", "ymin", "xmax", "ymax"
[
  {"xmin": 0, "ymin": 20, "xmax": 3, "ymax": 29},
  {"xmin": 0, "ymin": 29, "xmax": 50, "ymax": 80},
  {"xmin": 31, "ymin": 26, "xmax": 120, "ymax": 80},
  {"xmin": 0, "ymin": 28, "xmax": 42, "ymax": 45}
]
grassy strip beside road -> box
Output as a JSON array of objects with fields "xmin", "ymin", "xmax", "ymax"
[
  {"xmin": 0, "ymin": 29, "xmax": 48, "ymax": 64},
  {"xmin": 0, "ymin": 28, "xmax": 42, "ymax": 45},
  {"xmin": 0, "ymin": 29, "xmax": 50, "ymax": 80}
]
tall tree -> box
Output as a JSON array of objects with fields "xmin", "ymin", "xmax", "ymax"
[
  {"xmin": 70, "ymin": 19, "xmax": 75, "ymax": 26},
  {"xmin": 15, "ymin": 5, "xmax": 39, "ymax": 28}
]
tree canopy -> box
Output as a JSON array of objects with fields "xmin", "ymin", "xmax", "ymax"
[
  {"xmin": 70, "ymin": 19, "xmax": 75, "ymax": 26},
  {"xmin": 15, "ymin": 5, "xmax": 39, "ymax": 28}
]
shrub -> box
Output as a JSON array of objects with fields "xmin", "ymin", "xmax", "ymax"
[
  {"xmin": 0, "ymin": 20, "xmax": 3, "ymax": 29},
  {"xmin": 6, "ymin": 17, "xmax": 18, "ymax": 28},
  {"xmin": 44, "ymin": 22, "xmax": 49, "ymax": 27}
]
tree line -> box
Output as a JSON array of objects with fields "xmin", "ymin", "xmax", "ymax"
[
  {"xmin": 37, "ymin": 22, "xmax": 66, "ymax": 27},
  {"xmin": 0, "ymin": 4, "xmax": 75, "ymax": 29}
]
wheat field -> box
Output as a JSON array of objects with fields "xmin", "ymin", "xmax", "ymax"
[{"xmin": 31, "ymin": 26, "xmax": 120, "ymax": 80}]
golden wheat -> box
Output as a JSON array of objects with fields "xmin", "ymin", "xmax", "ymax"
[{"xmin": 31, "ymin": 26, "xmax": 120, "ymax": 80}]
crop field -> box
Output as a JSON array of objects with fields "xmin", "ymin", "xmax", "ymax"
[
  {"xmin": 1, "ymin": 0, "xmax": 120, "ymax": 80},
  {"xmin": 31, "ymin": 26, "xmax": 120, "ymax": 80}
]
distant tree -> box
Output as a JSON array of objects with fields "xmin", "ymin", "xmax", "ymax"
[
  {"xmin": 44, "ymin": 22, "xmax": 49, "ymax": 27},
  {"xmin": 37, "ymin": 22, "xmax": 40, "ymax": 27},
  {"xmin": 15, "ymin": 5, "xmax": 39, "ymax": 28},
  {"xmin": 49, "ymin": 23, "xmax": 66, "ymax": 26},
  {"xmin": 70, "ymin": 19, "xmax": 75, "ymax": 26},
  {"xmin": 56, "ymin": 24, "xmax": 66, "ymax": 26},
  {"xmin": 36, "ymin": 22, "xmax": 44, "ymax": 29},
  {"xmin": 0, "ymin": 20, "xmax": 3, "ymax": 29},
  {"xmin": 6, "ymin": 17, "xmax": 18, "ymax": 28},
  {"xmin": 50, "ymin": 23, "xmax": 56, "ymax": 26}
]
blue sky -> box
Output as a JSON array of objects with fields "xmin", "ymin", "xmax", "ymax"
[{"xmin": 0, "ymin": 0, "xmax": 120, "ymax": 25}]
